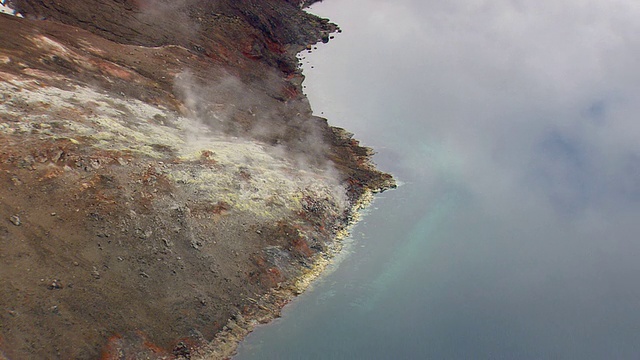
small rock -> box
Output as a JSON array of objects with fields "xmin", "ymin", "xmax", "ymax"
[
  {"xmin": 173, "ymin": 342, "xmax": 190, "ymax": 358},
  {"xmin": 51, "ymin": 150, "xmax": 63, "ymax": 163},
  {"xmin": 91, "ymin": 267, "xmax": 101, "ymax": 279},
  {"xmin": 9, "ymin": 215, "xmax": 20, "ymax": 226},
  {"xmin": 48, "ymin": 279, "xmax": 62, "ymax": 290}
]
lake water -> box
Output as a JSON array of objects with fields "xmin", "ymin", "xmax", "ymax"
[{"xmin": 236, "ymin": 1, "xmax": 640, "ymax": 359}]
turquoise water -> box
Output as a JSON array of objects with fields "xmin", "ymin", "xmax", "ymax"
[
  {"xmin": 234, "ymin": 182, "xmax": 457, "ymax": 359},
  {"xmin": 236, "ymin": 0, "xmax": 640, "ymax": 358}
]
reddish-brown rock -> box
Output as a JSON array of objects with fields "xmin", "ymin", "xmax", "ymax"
[{"xmin": 0, "ymin": 1, "xmax": 394, "ymax": 359}]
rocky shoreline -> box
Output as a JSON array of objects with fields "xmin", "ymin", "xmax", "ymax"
[
  {"xmin": 0, "ymin": 1, "xmax": 394, "ymax": 359},
  {"xmin": 195, "ymin": 189, "xmax": 378, "ymax": 360}
]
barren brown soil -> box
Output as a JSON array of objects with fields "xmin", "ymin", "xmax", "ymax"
[{"xmin": 0, "ymin": 1, "xmax": 394, "ymax": 359}]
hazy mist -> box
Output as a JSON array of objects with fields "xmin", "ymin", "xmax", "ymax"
[{"xmin": 236, "ymin": 0, "xmax": 640, "ymax": 358}]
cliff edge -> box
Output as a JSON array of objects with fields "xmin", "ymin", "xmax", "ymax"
[{"xmin": 0, "ymin": 1, "xmax": 394, "ymax": 359}]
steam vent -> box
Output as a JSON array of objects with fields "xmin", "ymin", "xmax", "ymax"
[{"xmin": 0, "ymin": 0, "xmax": 394, "ymax": 359}]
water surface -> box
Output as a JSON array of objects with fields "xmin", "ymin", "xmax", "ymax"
[{"xmin": 236, "ymin": 0, "xmax": 640, "ymax": 358}]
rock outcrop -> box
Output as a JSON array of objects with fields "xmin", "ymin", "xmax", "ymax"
[{"xmin": 0, "ymin": 1, "xmax": 394, "ymax": 359}]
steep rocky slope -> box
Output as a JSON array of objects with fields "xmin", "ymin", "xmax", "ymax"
[{"xmin": 0, "ymin": 1, "xmax": 394, "ymax": 359}]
